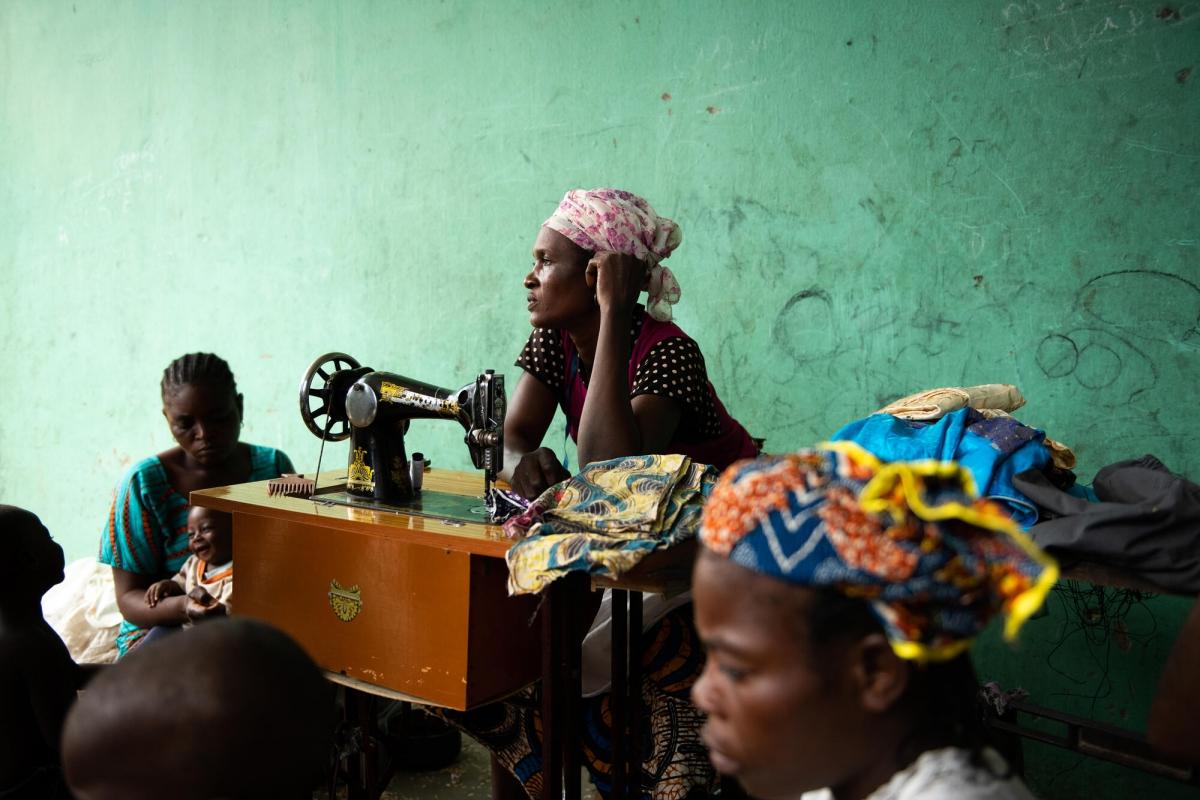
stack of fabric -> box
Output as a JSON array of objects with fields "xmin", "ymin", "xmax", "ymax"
[
  {"xmin": 831, "ymin": 384, "xmax": 1075, "ymax": 529},
  {"xmin": 835, "ymin": 384, "xmax": 1200, "ymax": 593},
  {"xmin": 504, "ymin": 453, "xmax": 717, "ymax": 595}
]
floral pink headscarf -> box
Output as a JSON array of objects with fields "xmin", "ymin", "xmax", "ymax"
[{"xmin": 543, "ymin": 188, "xmax": 683, "ymax": 322}]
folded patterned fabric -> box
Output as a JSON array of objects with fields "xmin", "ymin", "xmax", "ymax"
[
  {"xmin": 831, "ymin": 408, "xmax": 1051, "ymax": 528},
  {"xmin": 485, "ymin": 487, "xmax": 530, "ymax": 523},
  {"xmin": 504, "ymin": 454, "xmax": 718, "ymax": 595},
  {"xmin": 877, "ymin": 386, "xmax": 1077, "ymax": 472},
  {"xmin": 876, "ymin": 384, "xmax": 1025, "ymax": 421},
  {"xmin": 975, "ymin": 409, "xmax": 1077, "ymax": 470}
]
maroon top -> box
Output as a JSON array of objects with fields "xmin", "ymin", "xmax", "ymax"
[{"xmin": 515, "ymin": 307, "xmax": 758, "ymax": 471}]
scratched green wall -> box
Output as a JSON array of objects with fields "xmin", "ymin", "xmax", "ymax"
[{"xmin": 1, "ymin": 2, "xmax": 1196, "ymax": 796}]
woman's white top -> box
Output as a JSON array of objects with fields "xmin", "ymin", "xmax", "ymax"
[
  {"xmin": 580, "ymin": 589, "xmax": 693, "ymax": 697},
  {"xmin": 800, "ymin": 747, "xmax": 1037, "ymax": 800}
]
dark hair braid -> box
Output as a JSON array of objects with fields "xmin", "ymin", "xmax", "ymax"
[{"xmin": 161, "ymin": 352, "xmax": 239, "ymax": 399}]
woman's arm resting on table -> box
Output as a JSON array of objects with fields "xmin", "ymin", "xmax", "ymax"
[
  {"xmin": 112, "ymin": 567, "xmax": 188, "ymax": 628},
  {"xmin": 502, "ymin": 372, "xmax": 570, "ymax": 498}
]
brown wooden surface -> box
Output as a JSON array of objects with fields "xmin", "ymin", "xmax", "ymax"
[
  {"xmin": 191, "ymin": 469, "xmax": 514, "ymax": 558},
  {"xmin": 593, "ymin": 538, "xmax": 697, "ymax": 598},
  {"xmin": 192, "ymin": 469, "xmax": 541, "ymax": 710}
]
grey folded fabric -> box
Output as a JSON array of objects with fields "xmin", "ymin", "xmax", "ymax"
[{"xmin": 1014, "ymin": 455, "xmax": 1200, "ymax": 593}]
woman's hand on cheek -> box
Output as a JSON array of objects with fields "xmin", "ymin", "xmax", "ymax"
[
  {"xmin": 587, "ymin": 252, "xmax": 646, "ymax": 315},
  {"xmin": 511, "ymin": 447, "xmax": 570, "ymax": 499}
]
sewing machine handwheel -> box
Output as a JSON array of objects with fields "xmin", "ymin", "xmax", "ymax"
[{"xmin": 299, "ymin": 352, "xmax": 360, "ymax": 440}]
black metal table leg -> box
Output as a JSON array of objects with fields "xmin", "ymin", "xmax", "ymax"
[
  {"xmin": 541, "ymin": 574, "xmax": 588, "ymax": 800},
  {"xmin": 542, "ymin": 581, "xmax": 563, "ymax": 800},
  {"xmin": 628, "ymin": 590, "xmax": 643, "ymax": 797},
  {"xmin": 344, "ymin": 688, "xmax": 383, "ymax": 800},
  {"xmin": 611, "ymin": 588, "xmax": 629, "ymax": 800},
  {"xmin": 563, "ymin": 574, "xmax": 585, "ymax": 800}
]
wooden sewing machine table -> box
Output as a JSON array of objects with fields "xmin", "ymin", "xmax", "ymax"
[
  {"xmin": 191, "ymin": 470, "xmax": 542, "ymax": 711},
  {"xmin": 191, "ymin": 470, "xmax": 695, "ymax": 800}
]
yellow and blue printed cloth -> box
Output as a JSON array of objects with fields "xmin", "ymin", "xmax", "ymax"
[
  {"xmin": 504, "ymin": 454, "xmax": 717, "ymax": 595},
  {"xmin": 700, "ymin": 442, "xmax": 1058, "ymax": 662}
]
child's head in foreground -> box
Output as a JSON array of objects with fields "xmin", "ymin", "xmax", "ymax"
[
  {"xmin": 61, "ymin": 617, "xmax": 334, "ymax": 800},
  {"xmin": 0, "ymin": 504, "xmax": 65, "ymax": 607},
  {"xmin": 691, "ymin": 444, "xmax": 1056, "ymax": 800}
]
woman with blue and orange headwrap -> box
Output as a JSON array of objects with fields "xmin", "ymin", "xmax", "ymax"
[{"xmin": 692, "ymin": 442, "xmax": 1054, "ymax": 800}]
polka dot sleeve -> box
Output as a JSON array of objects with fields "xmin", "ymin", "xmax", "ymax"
[
  {"xmin": 631, "ymin": 336, "xmax": 721, "ymax": 438},
  {"xmin": 515, "ymin": 328, "xmax": 566, "ymax": 394}
]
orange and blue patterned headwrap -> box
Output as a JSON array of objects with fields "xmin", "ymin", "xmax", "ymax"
[{"xmin": 699, "ymin": 442, "xmax": 1058, "ymax": 662}]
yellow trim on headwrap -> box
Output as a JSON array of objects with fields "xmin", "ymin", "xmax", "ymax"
[
  {"xmin": 820, "ymin": 439, "xmax": 1059, "ymax": 660},
  {"xmin": 891, "ymin": 637, "xmax": 973, "ymax": 664},
  {"xmin": 1004, "ymin": 554, "xmax": 1059, "ymax": 642},
  {"xmin": 821, "ymin": 440, "xmax": 884, "ymax": 471}
]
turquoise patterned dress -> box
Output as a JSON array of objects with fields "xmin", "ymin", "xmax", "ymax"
[{"xmin": 99, "ymin": 444, "xmax": 293, "ymax": 655}]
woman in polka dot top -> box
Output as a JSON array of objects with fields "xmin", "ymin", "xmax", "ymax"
[{"xmin": 502, "ymin": 188, "xmax": 759, "ymax": 499}]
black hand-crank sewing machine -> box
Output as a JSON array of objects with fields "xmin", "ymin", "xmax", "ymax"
[{"xmin": 297, "ymin": 352, "xmax": 505, "ymax": 521}]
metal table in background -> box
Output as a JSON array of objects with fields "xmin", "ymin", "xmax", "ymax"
[{"xmin": 983, "ymin": 562, "xmax": 1198, "ymax": 788}]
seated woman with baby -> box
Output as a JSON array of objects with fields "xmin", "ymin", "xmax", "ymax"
[{"xmin": 99, "ymin": 352, "xmax": 293, "ymax": 655}]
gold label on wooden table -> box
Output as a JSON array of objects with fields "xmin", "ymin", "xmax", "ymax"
[{"xmin": 328, "ymin": 580, "xmax": 362, "ymax": 622}]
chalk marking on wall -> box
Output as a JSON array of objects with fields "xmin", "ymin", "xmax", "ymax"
[
  {"xmin": 693, "ymin": 79, "xmax": 768, "ymax": 100},
  {"xmin": 985, "ymin": 167, "xmax": 1028, "ymax": 216},
  {"xmin": 996, "ymin": 1, "xmax": 1193, "ymax": 81},
  {"xmin": 923, "ymin": 93, "xmax": 967, "ymax": 144},
  {"xmin": 559, "ymin": 122, "xmax": 642, "ymax": 139},
  {"xmin": 75, "ymin": 148, "xmax": 157, "ymax": 213},
  {"xmin": 1079, "ymin": 270, "xmax": 1200, "ymax": 344},
  {"xmin": 1123, "ymin": 139, "xmax": 1200, "ymax": 159},
  {"xmin": 998, "ymin": 1, "xmax": 1155, "ymax": 36},
  {"xmin": 957, "ymin": 222, "xmax": 987, "ymax": 258},
  {"xmin": 1000, "ymin": 1, "xmax": 1138, "ymax": 27},
  {"xmin": 922, "ymin": 100, "xmax": 1036, "ymax": 225},
  {"xmin": 1035, "ymin": 326, "xmax": 1159, "ymax": 402},
  {"xmin": 846, "ymin": 101, "xmax": 897, "ymax": 167}
]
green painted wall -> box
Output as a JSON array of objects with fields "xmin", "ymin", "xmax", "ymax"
[{"xmin": 1, "ymin": 2, "xmax": 1196, "ymax": 796}]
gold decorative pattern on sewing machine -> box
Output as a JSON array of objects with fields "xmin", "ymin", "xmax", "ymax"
[
  {"xmin": 347, "ymin": 447, "xmax": 375, "ymax": 492},
  {"xmin": 328, "ymin": 580, "xmax": 363, "ymax": 622},
  {"xmin": 381, "ymin": 382, "xmax": 461, "ymax": 417}
]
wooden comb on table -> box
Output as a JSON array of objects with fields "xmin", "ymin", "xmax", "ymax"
[{"xmin": 267, "ymin": 473, "xmax": 316, "ymax": 498}]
